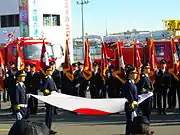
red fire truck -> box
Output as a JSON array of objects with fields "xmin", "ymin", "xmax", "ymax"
[
  {"xmin": 0, "ymin": 37, "xmax": 57, "ymax": 71},
  {"xmin": 94, "ymin": 39, "xmax": 180, "ymax": 69}
]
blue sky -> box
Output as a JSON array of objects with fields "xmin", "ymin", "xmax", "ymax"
[{"xmin": 72, "ymin": 0, "xmax": 180, "ymax": 38}]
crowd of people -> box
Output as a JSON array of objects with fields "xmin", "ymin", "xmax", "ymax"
[{"xmin": 2, "ymin": 58, "xmax": 179, "ymax": 135}]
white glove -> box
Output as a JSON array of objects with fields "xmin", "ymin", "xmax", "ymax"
[
  {"xmin": 133, "ymin": 101, "xmax": 138, "ymax": 105},
  {"xmin": 131, "ymin": 111, "xmax": 137, "ymax": 121},
  {"xmin": 57, "ymin": 89, "xmax": 61, "ymax": 93},
  {"xmin": 51, "ymin": 91, "xmax": 57, "ymax": 95},
  {"xmin": 75, "ymin": 83, "xmax": 80, "ymax": 87},
  {"xmin": 16, "ymin": 112, "xmax": 22, "ymax": 120},
  {"xmin": 27, "ymin": 94, "xmax": 31, "ymax": 99}
]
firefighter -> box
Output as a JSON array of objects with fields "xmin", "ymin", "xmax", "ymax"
[
  {"xmin": 27, "ymin": 64, "xmax": 41, "ymax": 114},
  {"xmin": 155, "ymin": 59, "xmax": 171, "ymax": 115},
  {"xmin": 89, "ymin": 62, "xmax": 103, "ymax": 98},
  {"xmin": 123, "ymin": 66, "xmax": 138, "ymax": 135},
  {"xmin": 49, "ymin": 61, "xmax": 62, "ymax": 115},
  {"xmin": 138, "ymin": 63, "xmax": 154, "ymax": 120},
  {"xmin": 106, "ymin": 65, "xmax": 117, "ymax": 98},
  {"xmin": 74, "ymin": 62, "xmax": 88, "ymax": 97},
  {"xmin": 41, "ymin": 66, "xmax": 57, "ymax": 134},
  {"xmin": 72, "ymin": 62, "xmax": 79, "ymax": 96},
  {"xmin": 61, "ymin": 63, "xmax": 74, "ymax": 95},
  {"xmin": 7, "ymin": 61, "xmax": 17, "ymax": 114},
  {"xmin": 24, "ymin": 63, "xmax": 31, "ymax": 74},
  {"xmin": 12, "ymin": 70, "xmax": 29, "ymax": 120}
]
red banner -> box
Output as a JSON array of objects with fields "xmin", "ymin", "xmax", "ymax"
[
  {"xmin": 100, "ymin": 41, "xmax": 108, "ymax": 80},
  {"xmin": 63, "ymin": 39, "xmax": 74, "ymax": 81},
  {"xmin": 113, "ymin": 41, "xmax": 126, "ymax": 84},
  {"xmin": 83, "ymin": 35, "xmax": 92, "ymax": 80},
  {"xmin": 16, "ymin": 42, "xmax": 24, "ymax": 70}
]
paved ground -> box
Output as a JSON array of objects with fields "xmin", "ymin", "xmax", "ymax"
[{"xmin": 0, "ymin": 101, "xmax": 180, "ymax": 135}]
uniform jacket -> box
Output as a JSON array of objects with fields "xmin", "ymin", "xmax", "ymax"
[
  {"xmin": 138, "ymin": 73, "xmax": 154, "ymax": 94},
  {"xmin": 12, "ymin": 82, "xmax": 27, "ymax": 106},
  {"xmin": 52, "ymin": 69, "xmax": 62, "ymax": 90},
  {"xmin": 25, "ymin": 71, "xmax": 41, "ymax": 93},
  {"xmin": 41, "ymin": 75, "xmax": 56, "ymax": 95},
  {"xmin": 155, "ymin": 69, "xmax": 171, "ymax": 89},
  {"xmin": 123, "ymin": 79, "xmax": 138, "ymax": 103},
  {"xmin": 90, "ymin": 71, "xmax": 103, "ymax": 90}
]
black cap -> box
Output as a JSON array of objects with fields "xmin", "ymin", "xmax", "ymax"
[
  {"xmin": 72, "ymin": 62, "xmax": 78, "ymax": 67},
  {"xmin": 160, "ymin": 59, "xmax": 167, "ymax": 64},
  {"xmin": 30, "ymin": 64, "xmax": 36, "ymax": 68},
  {"xmin": 142, "ymin": 63, "xmax": 150, "ymax": 69},
  {"xmin": 133, "ymin": 116, "xmax": 149, "ymax": 125},
  {"xmin": 126, "ymin": 67, "xmax": 138, "ymax": 76},
  {"xmin": 15, "ymin": 70, "xmax": 26, "ymax": 77},
  {"xmin": 125, "ymin": 64, "xmax": 133, "ymax": 71},
  {"xmin": 77, "ymin": 62, "xmax": 83, "ymax": 66},
  {"xmin": 109, "ymin": 65, "xmax": 114, "ymax": 69},
  {"xmin": 10, "ymin": 61, "xmax": 15, "ymax": 66},
  {"xmin": 49, "ymin": 61, "xmax": 56, "ymax": 66},
  {"xmin": 25, "ymin": 63, "xmax": 30, "ymax": 66},
  {"xmin": 45, "ymin": 66, "xmax": 53, "ymax": 71},
  {"xmin": 93, "ymin": 62, "xmax": 99, "ymax": 67}
]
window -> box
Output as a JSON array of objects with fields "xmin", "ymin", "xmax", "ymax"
[
  {"xmin": 1, "ymin": 14, "xmax": 19, "ymax": 27},
  {"xmin": 155, "ymin": 44, "xmax": 165, "ymax": 57},
  {"xmin": 43, "ymin": 14, "xmax": 60, "ymax": 26},
  {"xmin": 23, "ymin": 44, "xmax": 54, "ymax": 59}
]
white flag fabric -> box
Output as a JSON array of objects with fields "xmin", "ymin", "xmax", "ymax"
[{"xmin": 31, "ymin": 92, "xmax": 153, "ymax": 115}]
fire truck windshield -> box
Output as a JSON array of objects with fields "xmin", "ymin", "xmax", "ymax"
[{"xmin": 23, "ymin": 44, "xmax": 54, "ymax": 59}]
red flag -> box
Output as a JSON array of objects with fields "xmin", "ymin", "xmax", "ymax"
[
  {"xmin": 16, "ymin": 42, "xmax": 24, "ymax": 70},
  {"xmin": 148, "ymin": 39, "xmax": 157, "ymax": 83},
  {"xmin": 113, "ymin": 41, "xmax": 126, "ymax": 84},
  {"xmin": 169, "ymin": 37, "xmax": 179, "ymax": 80},
  {"xmin": 63, "ymin": 39, "xmax": 74, "ymax": 81},
  {"xmin": 0, "ymin": 52, "xmax": 5, "ymax": 91},
  {"xmin": 83, "ymin": 35, "xmax": 92, "ymax": 80},
  {"xmin": 100, "ymin": 41, "xmax": 108, "ymax": 80},
  {"xmin": 40, "ymin": 40, "xmax": 49, "ymax": 74},
  {"xmin": 133, "ymin": 40, "xmax": 142, "ymax": 83}
]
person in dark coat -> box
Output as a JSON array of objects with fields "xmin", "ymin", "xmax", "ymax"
[
  {"xmin": 49, "ymin": 61, "xmax": 62, "ymax": 115},
  {"xmin": 138, "ymin": 63, "xmax": 154, "ymax": 120},
  {"xmin": 155, "ymin": 59, "xmax": 171, "ymax": 115},
  {"xmin": 74, "ymin": 62, "xmax": 88, "ymax": 97},
  {"xmin": 123, "ymin": 66, "xmax": 138, "ymax": 135},
  {"xmin": 12, "ymin": 70, "xmax": 29, "ymax": 120},
  {"xmin": 106, "ymin": 65, "xmax": 117, "ymax": 98},
  {"xmin": 26, "ymin": 64, "xmax": 41, "ymax": 114},
  {"xmin": 7, "ymin": 61, "xmax": 17, "ymax": 114},
  {"xmin": 89, "ymin": 62, "xmax": 103, "ymax": 98},
  {"xmin": 41, "ymin": 66, "xmax": 57, "ymax": 134}
]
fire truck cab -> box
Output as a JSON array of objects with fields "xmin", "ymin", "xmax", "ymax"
[{"xmin": 0, "ymin": 37, "xmax": 62, "ymax": 71}]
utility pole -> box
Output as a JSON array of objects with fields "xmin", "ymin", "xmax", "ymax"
[{"xmin": 77, "ymin": 0, "xmax": 90, "ymax": 59}]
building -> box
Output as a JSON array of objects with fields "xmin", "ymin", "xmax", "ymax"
[
  {"xmin": 0, "ymin": 0, "xmax": 73, "ymax": 66},
  {"xmin": 73, "ymin": 35, "xmax": 102, "ymax": 62}
]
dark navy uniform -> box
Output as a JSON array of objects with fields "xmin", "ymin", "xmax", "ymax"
[
  {"xmin": 50, "ymin": 61, "xmax": 62, "ymax": 115},
  {"xmin": 74, "ymin": 62, "xmax": 88, "ymax": 97},
  {"xmin": 123, "ymin": 67, "xmax": 138, "ymax": 135},
  {"xmin": 90, "ymin": 67, "xmax": 104, "ymax": 98},
  {"xmin": 106, "ymin": 65, "xmax": 117, "ymax": 98},
  {"xmin": 7, "ymin": 67, "xmax": 17, "ymax": 114},
  {"xmin": 155, "ymin": 59, "xmax": 171, "ymax": 115},
  {"xmin": 26, "ymin": 64, "xmax": 41, "ymax": 114},
  {"xmin": 41, "ymin": 66, "xmax": 57, "ymax": 132},
  {"xmin": 138, "ymin": 70, "xmax": 154, "ymax": 120},
  {"xmin": 12, "ymin": 70, "xmax": 29, "ymax": 120}
]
